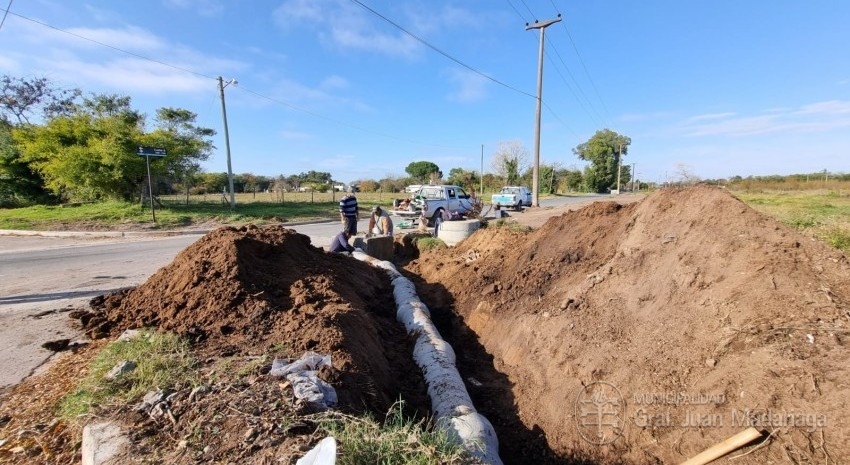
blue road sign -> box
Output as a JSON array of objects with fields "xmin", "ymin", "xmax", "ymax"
[{"xmin": 137, "ymin": 146, "xmax": 167, "ymax": 156}]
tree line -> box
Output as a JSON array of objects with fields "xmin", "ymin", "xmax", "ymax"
[{"xmin": 1, "ymin": 75, "xmax": 638, "ymax": 208}]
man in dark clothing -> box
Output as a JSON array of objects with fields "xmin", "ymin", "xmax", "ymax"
[
  {"xmin": 339, "ymin": 188, "xmax": 359, "ymax": 235},
  {"xmin": 329, "ymin": 230, "xmax": 355, "ymax": 253}
]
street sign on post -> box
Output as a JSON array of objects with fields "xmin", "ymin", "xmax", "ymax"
[
  {"xmin": 137, "ymin": 147, "xmax": 167, "ymax": 222},
  {"xmin": 137, "ymin": 146, "xmax": 167, "ymax": 157}
]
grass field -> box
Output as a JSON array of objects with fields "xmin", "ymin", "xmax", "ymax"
[
  {"xmin": 734, "ymin": 188, "xmax": 850, "ymax": 253},
  {"xmin": 0, "ymin": 192, "xmax": 409, "ymax": 230}
]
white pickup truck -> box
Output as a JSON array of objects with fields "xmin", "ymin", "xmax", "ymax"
[
  {"xmin": 390, "ymin": 185, "xmax": 478, "ymax": 226},
  {"xmin": 491, "ymin": 186, "xmax": 532, "ymax": 211}
]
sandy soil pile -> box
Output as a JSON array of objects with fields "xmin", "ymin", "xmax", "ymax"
[
  {"xmin": 1, "ymin": 225, "xmax": 428, "ymax": 464},
  {"xmin": 406, "ymin": 185, "xmax": 850, "ymax": 464}
]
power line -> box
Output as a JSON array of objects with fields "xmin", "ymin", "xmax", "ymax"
[
  {"xmin": 9, "ymin": 10, "xmax": 463, "ymax": 151},
  {"xmin": 0, "ymin": 0, "xmax": 13, "ymax": 32},
  {"xmin": 548, "ymin": 0, "xmax": 612, "ymax": 122},
  {"xmin": 9, "ymin": 11, "xmax": 216, "ymax": 81},
  {"xmin": 349, "ymin": 0, "xmax": 536, "ymax": 99},
  {"xmin": 505, "ymin": 1, "xmax": 601, "ymax": 138}
]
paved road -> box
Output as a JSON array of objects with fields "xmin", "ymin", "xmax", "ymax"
[{"xmin": 0, "ymin": 194, "xmax": 615, "ymax": 390}]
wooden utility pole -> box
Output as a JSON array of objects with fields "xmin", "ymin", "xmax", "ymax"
[{"xmin": 526, "ymin": 14, "xmax": 562, "ymax": 207}]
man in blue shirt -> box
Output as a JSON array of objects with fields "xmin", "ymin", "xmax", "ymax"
[
  {"xmin": 339, "ymin": 187, "xmax": 359, "ymax": 235},
  {"xmin": 329, "ymin": 230, "xmax": 355, "ymax": 253}
]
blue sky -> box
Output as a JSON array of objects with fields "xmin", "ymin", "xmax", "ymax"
[{"xmin": 2, "ymin": 0, "xmax": 848, "ymax": 186}]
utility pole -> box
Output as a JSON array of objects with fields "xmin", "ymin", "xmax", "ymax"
[
  {"xmin": 615, "ymin": 144, "xmax": 622, "ymax": 194},
  {"xmin": 526, "ymin": 14, "xmax": 561, "ymax": 208},
  {"xmin": 218, "ymin": 76, "xmax": 237, "ymax": 209},
  {"xmin": 480, "ymin": 144, "xmax": 484, "ymax": 196},
  {"xmin": 631, "ymin": 163, "xmax": 636, "ymax": 191}
]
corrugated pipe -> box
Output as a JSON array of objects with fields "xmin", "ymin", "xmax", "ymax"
[{"xmin": 353, "ymin": 252, "xmax": 503, "ymax": 465}]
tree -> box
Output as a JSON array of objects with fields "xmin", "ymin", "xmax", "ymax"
[
  {"xmin": 13, "ymin": 95, "xmax": 146, "ymax": 201},
  {"xmin": 0, "ymin": 122, "xmax": 55, "ymax": 206},
  {"xmin": 491, "ymin": 140, "xmax": 529, "ymax": 186},
  {"xmin": 446, "ymin": 167, "xmax": 480, "ymax": 192},
  {"xmin": 13, "ymin": 94, "xmax": 216, "ymax": 201},
  {"xmin": 573, "ymin": 129, "xmax": 631, "ymax": 193},
  {"xmin": 405, "ymin": 161, "xmax": 441, "ymax": 183},
  {"xmin": 561, "ymin": 168, "xmax": 584, "ymax": 192},
  {"xmin": 0, "ymin": 75, "xmax": 80, "ymax": 124},
  {"xmin": 358, "ymin": 179, "xmax": 379, "ymax": 192}
]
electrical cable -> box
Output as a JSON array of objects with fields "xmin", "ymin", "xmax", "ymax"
[
  {"xmin": 349, "ymin": 0, "xmax": 537, "ymax": 99},
  {"xmin": 0, "ymin": 0, "xmax": 13, "ymax": 31}
]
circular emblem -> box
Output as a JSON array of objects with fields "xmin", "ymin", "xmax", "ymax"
[{"xmin": 574, "ymin": 381, "xmax": 625, "ymax": 445}]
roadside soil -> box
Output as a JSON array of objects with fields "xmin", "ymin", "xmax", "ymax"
[
  {"xmin": 407, "ymin": 185, "xmax": 850, "ymax": 463},
  {"xmin": 4, "ymin": 188, "xmax": 846, "ymax": 464}
]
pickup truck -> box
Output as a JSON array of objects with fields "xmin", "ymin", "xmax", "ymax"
[
  {"xmin": 491, "ymin": 186, "xmax": 532, "ymax": 211},
  {"xmin": 390, "ymin": 185, "xmax": 478, "ymax": 226}
]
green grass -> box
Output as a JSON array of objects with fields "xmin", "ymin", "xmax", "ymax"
[
  {"xmin": 734, "ymin": 189, "xmax": 850, "ymax": 254},
  {"xmin": 486, "ymin": 218, "xmax": 533, "ymax": 232},
  {"xmin": 415, "ymin": 237, "xmax": 447, "ymax": 251},
  {"xmin": 0, "ymin": 191, "xmax": 420, "ymax": 230},
  {"xmin": 57, "ymin": 329, "xmax": 198, "ymax": 420},
  {"xmin": 316, "ymin": 402, "xmax": 474, "ymax": 465}
]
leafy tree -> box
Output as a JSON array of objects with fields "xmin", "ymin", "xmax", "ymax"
[
  {"xmin": 573, "ymin": 129, "xmax": 631, "ymax": 193},
  {"xmin": 561, "ymin": 168, "xmax": 584, "ymax": 192},
  {"xmin": 405, "ymin": 161, "xmax": 441, "ymax": 183},
  {"xmin": 13, "ymin": 95, "xmax": 216, "ymax": 202},
  {"xmin": 13, "ymin": 95, "xmax": 146, "ymax": 201},
  {"xmin": 358, "ymin": 179, "xmax": 379, "ymax": 192},
  {"xmin": 379, "ymin": 176, "xmax": 405, "ymax": 193},
  {"xmin": 0, "ymin": 122, "xmax": 55, "ymax": 206},
  {"xmin": 0, "ymin": 75, "xmax": 80, "ymax": 124},
  {"xmin": 299, "ymin": 170, "xmax": 332, "ymax": 184},
  {"xmin": 145, "ymin": 107, "xmax": 215, "ymax": 192},
  {"xmin": 446, "ymin": 167, "xmax": 480, "ymax": 193}
]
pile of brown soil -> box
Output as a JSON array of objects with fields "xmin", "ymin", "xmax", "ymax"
[
  {"xmin": 1, "ymin": 225, "xmax": 428, "ymax": 464},
  {"xmin": 406, "ymin": 185, "xmax": 850, "ymax": 464}
]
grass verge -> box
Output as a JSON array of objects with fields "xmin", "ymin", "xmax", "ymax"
[
  {"xmin": 315, "ymin": 402, "xmax": 474, "ymax": 465},
  {"xmin": 57, "ymin": 329, "xmax": 198, "ymax": 420},
  {"xmin": 734, "ymin": 189, "xmax": 850, "ymax": 254}
]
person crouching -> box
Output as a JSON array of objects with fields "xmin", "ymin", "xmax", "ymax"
[{"xmin": 367, "ymin": 205, "xmax": 394, "ymax": 237}]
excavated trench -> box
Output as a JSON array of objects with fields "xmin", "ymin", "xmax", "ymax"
[
  {"xmin": 10, "ymin": 185, "xmax": 849, "ymax": 465},
  {"xmin": 402, "ymin": 185, "xmax": 850, "ymax": 465}
]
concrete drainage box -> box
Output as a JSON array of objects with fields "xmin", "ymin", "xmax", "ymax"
[{"xmin": 353, "ymin": 236, "xmax": 394, "ymax": 261}]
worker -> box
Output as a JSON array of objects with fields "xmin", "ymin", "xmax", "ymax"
[
  {"xmin": 339, "ymin": 186, "xmax": 359, "ymax": 235},
  {"xmin": 328, "ymin": 230, "xmax": 355, "ymax": 253},
  {"xmin": 367, "ymin": 205, "xmax": 394, "ymax": 237}
]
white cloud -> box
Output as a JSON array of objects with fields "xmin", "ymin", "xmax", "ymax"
[
  {"xmin": 685, "ymin": 112, "xmax": 737, "ymax": 123},
  {"xmin": 796, "ymin": 100, "xmax": 850, "ymax": 115},
  {"xmin": 444, "ymin": 68, "xmax": 488, "ymax": 103},
  {"xmin": 63, "ymin": 26, "xmax": 168, "ymax": 52},
  {"xmin": 279, "ymin": 129, "xmax": 314, "ymax": 141},
  {"xmin": 163, "ymin": 0, "xmax": 224, "ymax": 16},
  {"xmin": 272, "ymin": 0, "xmax": 421, "ymax": 58},
  {"xmin": 679, "ymin": 100, "xmax": 850, "ymax": 137},
  {"xmin": 319, "ymin": 75, "xmax": 349, "ymax": 91}
]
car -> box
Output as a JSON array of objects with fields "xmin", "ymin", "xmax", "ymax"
[{"xmin": 491, "ymin": 186, "xmax": 532, "ymax": 211}]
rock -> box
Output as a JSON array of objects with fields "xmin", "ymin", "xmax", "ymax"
[
  {"xmin": 706, "ymin": 358, "xmax": 717, "ymax": 368},
  {"xmin": 105, "ymin": 360, "xmax": 136, "ymax": 380}
]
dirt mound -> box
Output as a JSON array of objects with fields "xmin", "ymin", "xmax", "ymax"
[
  {"xmin": 407, "ymin": 185, "xmax": 850, "ymax": 464},
  {"xmin": 74, "ymin": 225, "xmax": 423, "ymax": 414}
]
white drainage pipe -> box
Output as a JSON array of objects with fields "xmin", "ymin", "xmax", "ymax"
[{"xmin": 353, "ymin": 252, "xmax": 503, "ymax": 465}]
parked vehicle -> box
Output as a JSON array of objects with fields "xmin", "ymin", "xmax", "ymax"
[
  {"xmin": 491, "ymin": 186, "xmax": 532, "ymax": 211},
  {"xmin": 390, "ymin": 185, "xmax": 478, "ymax": 226}
]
